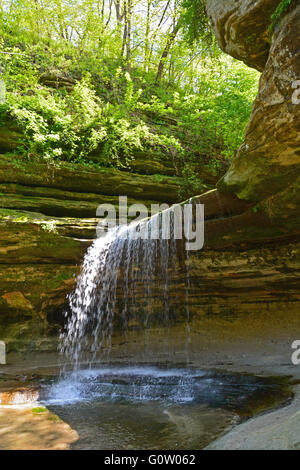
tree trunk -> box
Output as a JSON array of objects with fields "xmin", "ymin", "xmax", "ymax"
[
  {"xmin": 144, "ymin": 0, "xmax": 151, "ymax": 72},
  {"xmin": 114, "ymin": 0, "xmax": 123, "ymax": 25},
  {"xmin": 155, "ymin": 19, "xmax": 181, "ymax": 84},
  {"xmin": 121, "ymin": 0, "xmax": 127, "ymax": 58},
  {"xmin": 126, "ymin": 0, "xmax": 132, "ymax": 71}
]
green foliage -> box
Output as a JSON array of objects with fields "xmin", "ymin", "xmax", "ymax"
[
  {"xmin": 0, "ymin": 0, "xmax": 260, "ymax": 194},
  {"xmin": 181, "ymin": 0, "xmax": 214, "ymax": 49},
  {"xmin": 6, "ymin": 77, "xmax": 104, "ymax": 162},
  {"xmin": 270, "ymin": 0, "xmax": 294, "ymax": 32},
  {"xmin": 146, "ymin": 56, "xmax": 259, "ymax": 196},
  {"xmin": 31, "ymin": 407, "xmax": 47, "ymax": 414},
  {"xmin": 2, "ymin": 60, "xmax": 184, "ymax": 167}
]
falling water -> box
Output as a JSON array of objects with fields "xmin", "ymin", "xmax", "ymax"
[
  {"xmin": 60, "ymin": 207, "xmax": 182, "ymax": 370},
  {"xmin": 185, "ymin": 198, "xmax": 193, "ymax": 359}
]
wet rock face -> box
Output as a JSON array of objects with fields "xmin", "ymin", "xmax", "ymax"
[
  {"xmin": 1, "ymin": 188, "xmax": 299, "ymax": 353},
  {"xmin": 113, "ymin": 240, "xmax": 300, "ymax": 327}
]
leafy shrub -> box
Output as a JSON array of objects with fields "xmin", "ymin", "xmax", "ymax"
[{"xmin": 3, "ymin": 67, "xmax": 182, "ymax": 167}]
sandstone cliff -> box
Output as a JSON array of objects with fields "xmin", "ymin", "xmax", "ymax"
[{"xmin": 1, "ymin": 0, "xmax": 300, "ymax": 351}]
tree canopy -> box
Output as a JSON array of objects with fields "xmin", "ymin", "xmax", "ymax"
[
  {"xmin": 0, "ymin": 0, "xmax": 216, "ymax": 84},
  {"xmin": 0, "ymin": 0, "xmax": 260, "ymax": 196}
]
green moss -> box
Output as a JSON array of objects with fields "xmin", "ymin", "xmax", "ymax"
[
  {"xmin": 32, "ymin": 407, "xmax": 47, "ymax": 414},
  {"xmin": 47, "ymin": 413, "xmax": 61, "ymax": 422},
  {"xmin": 44, "ymin": 271, "xmax": 75, "ymax": 290},
  {"xmin": 0, "ymin": 155, "xmax": 183, "ymax": 204},
  {"xmin": 270, "ymin": 0, "xmax": 294, "ymax": 34}
]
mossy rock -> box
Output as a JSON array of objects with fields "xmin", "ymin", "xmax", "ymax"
[
  {"xmin": 0, "ymin": 155, "xmax": 183, "ymax": 203},
  {"xmin": 0, "ymin": 125, "xmax": 23, "ymax": 152}
]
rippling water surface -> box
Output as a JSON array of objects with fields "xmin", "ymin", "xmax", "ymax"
[{"xmin": 43, "ymin": 365, "xmax": 289, "ymax": 450}]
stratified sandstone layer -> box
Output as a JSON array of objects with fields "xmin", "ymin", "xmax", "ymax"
[{"xmin": 0, "ymin": 155, "xmax": 186, "ymax": 350}]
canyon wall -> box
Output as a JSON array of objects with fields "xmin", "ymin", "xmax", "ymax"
[{"xmin": 1, "ymin": 0, "xmax": 300, "ymax": 351}]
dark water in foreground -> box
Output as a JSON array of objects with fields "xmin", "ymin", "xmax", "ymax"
[{"xmin": 41, "ymin": 365, "xmax": 291, "ymax": 450}]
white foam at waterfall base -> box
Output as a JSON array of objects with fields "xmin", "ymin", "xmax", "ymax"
[{"xmin": 45, "ymin": 366, "xmax": 210, "ymax": 406}]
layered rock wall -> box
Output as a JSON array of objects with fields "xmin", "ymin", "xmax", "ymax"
[{"xmin": 1, "ymin": 0, "xmax": 300, "ymax": 351}]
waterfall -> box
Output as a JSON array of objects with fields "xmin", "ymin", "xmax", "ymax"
[
  {"xmin": 60, "ymin": 225, "xmax": 127, "ymax": 370},
  {"xmin": 60, "ymin": 205, "xmax": 194, "ymax": 370}
]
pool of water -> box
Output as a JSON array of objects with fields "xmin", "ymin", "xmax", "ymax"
[{"xmin": 39, "ymin": 365, "xmax": 291, "ymax": 450}]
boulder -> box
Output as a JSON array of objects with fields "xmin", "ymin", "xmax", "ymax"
[
  {"xmin": 39, "ymin": 70, "xmax": 75, "ymax": 91},
  {"xmin": 206, "ymin": 1, "xmax": 300, "ymax": 202},
  {"xmin": 206, "ymin": 0, "xmax": 282, "ymax": 71}
]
